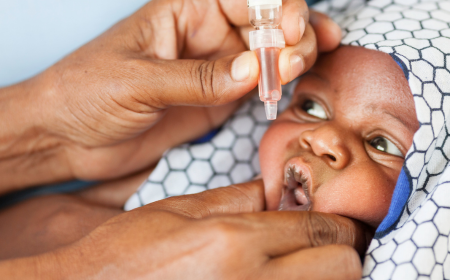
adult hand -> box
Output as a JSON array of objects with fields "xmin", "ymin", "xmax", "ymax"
[
  {"xmin": 1, "ymin": 181, "xmax": 369, "ymax": 280},
  {"xmin": 0, "ymin": 0, "xmax": 341, "ymax": 191}
]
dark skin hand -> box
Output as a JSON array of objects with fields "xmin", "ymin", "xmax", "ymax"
[{"xmin": 0, "ymin": 181, "xmax": 371, "ymax": 279}]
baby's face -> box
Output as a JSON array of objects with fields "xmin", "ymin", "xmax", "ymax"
[{"xmin": 260, "ymin": 46, "xmax": 419, "ymax": 228}]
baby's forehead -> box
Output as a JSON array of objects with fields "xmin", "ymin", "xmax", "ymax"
[
  {"xmin": 308, "ymin": 46, "xmax": 410, "ymax": 103},
  {"xmin": 315, "ymin": 46, "xmax": 405, "ymax": 83},
  {"xmin": 294, "ymin": 46, "xmax": 418, "ymax": 130}
]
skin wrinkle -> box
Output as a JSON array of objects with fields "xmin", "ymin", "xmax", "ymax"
[
  {"xmin": 198, "ymin": 61, "xmax": 208, "ymax": 100},
  {"xmin": 52, "ymin": 110, "xmax": 90, "ymax": 147},
  {"xmin": 304, "ymin": 212, "xmax": 322, "ymax": 248},
  {"xmin": 66, "ymin": 104, "xmax": 114, "ymax": 144},
  {"xmin": 0, "ymin": 128, "xmax": 58, "ymax": 160},
  {"xmin": 209, "ymin": 60, "xmax": 216, "ymax": 101},
  {"xmin": 112, "ymin": 62, "xmax": 163, "ymax": 114},
  {"xmin": 23, "ymin": 133, "xmax": 60, "ymax": 166},
  {"xmin": 95, "ymin": 91, "xmax": 130, "ymax": 128},
  {"xmin": 127, "ymin": 75, "xmax": 167, "ymax": 113},
  {"xmin": 0, "ymin": 145, "xmax": 69, "ymax": 192},
  {"xmin": 56, "ymin": 78, "xmax": 111, "ymax": 143},
  {"xmin": 108, "ymin": 92, "xmax": 154, "ymax": 120},
  {"xmin": 78, "ymin": 94, "xmax": 117, "ymax": 138},
  {"xmin": 189, "ymin": 60, "xmax": 213, "ymax": 104},
  {"xmin": 11, "ymin": 148, "xmax": 48, "ymax": 172}
]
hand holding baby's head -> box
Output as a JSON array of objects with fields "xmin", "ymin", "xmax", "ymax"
[{"xmin": 260, "ymin": 46, "xmax": 419, "ymax": 228}]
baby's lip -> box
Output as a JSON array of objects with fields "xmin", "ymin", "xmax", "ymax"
[{"xmin": 278, "ymin": 162, "xmax": 312, "ymax": 211}]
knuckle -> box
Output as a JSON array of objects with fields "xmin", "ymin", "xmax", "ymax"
[
  {"xmin": 191, "ymin": 60, "xmax": 218, "ymax": 103},
  {"xmin": 172, "ymin": 195, "xmax": 212, "ymax": 219},
  {"xmin": 305, "ymin": 212, "xmax": 338, "ymax": 247}
]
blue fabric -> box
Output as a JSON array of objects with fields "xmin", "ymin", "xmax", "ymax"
[
  {"xmin": 190, "ymin": 128, "xmax": 221, "ymax": 144},
  {"xmin": 375, "ymin": 168, "xmax": 412, "ymax": 238},
  {"xmin": 389, "ymin": 53, "xmax": 409, "ymax": 80}
]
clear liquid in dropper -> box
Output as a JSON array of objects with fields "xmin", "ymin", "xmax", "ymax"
[{"xmin": 255, "ymin": 47, "xmax": 281, "ymax": 119}]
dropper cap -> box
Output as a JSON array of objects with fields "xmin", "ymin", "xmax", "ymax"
[{"xmin": 264, "ymin": 101, "xmax": 278, "ymax": 120}]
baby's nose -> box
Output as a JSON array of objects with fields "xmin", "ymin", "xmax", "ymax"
[{"xmin": 299, "ymin": 125, "xmax": 351, "ymax": 170}]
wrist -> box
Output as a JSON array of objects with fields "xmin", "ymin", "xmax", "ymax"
[{"xmin": 0, "ymin": 73, "xmax": 72, "ymax": 193}]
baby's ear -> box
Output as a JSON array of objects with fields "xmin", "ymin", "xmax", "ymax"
[{"xmin": 389, "ymin": 53, "xmax": 409, "ymax": 81}]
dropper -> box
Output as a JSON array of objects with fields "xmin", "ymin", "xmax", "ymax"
[{"xmin": 248, "ymin": 0, "xmax": 285, "ymax": 120}]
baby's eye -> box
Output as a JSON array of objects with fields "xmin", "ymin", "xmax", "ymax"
[
  {"xmin": 301, "ymin": 100, "xmax": 327, "ymax": 120},
  {"xmin": 369, "ymin": 137, "xmax": 403, "ymax": 157}
]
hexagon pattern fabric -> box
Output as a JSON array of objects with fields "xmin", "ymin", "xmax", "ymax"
[{"xmin": 124, "ymin": 0, "xmax": 450, "ymax": 278}]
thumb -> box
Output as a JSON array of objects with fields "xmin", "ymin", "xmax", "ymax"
[
  {"xmin": 143, "ymin": 51, "xmax": 260, "ymax": 108},
  {"xmin": 144, "ymin": 180, "xmax": 266, "ymax": 218}
]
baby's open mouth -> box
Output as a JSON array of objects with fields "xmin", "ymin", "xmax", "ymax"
[{"xmin": 278, "ymin": 166, "xmax": 312, "ymax": 211}]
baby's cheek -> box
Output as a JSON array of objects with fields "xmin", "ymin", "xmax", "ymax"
[
  {"xmin": 259, "ymin": 121, "xmax": 297, "ymax": 210},
  {"xmin": 312, "ymin": 166, "xmax": 395, "ymax": 228}
]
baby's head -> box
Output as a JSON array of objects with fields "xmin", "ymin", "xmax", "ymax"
[{"xmin": 260, "ymin": 46, "xmax": 419, "ymax": 228}]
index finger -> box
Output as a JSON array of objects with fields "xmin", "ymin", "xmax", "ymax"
[
  {"xmin": 219, "ymin": 0, "xmax": 309, "ymax": 46},
  {"xmin": 144, "ymin": 180, "xmax": 266, "ymax": 218},
  {"xmin": 214, "ymin": 211, "xmax": 372, "ymax": 257}
]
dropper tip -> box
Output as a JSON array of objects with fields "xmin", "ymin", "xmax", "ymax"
[{"xmin": 264, "ymin": 101, "xmax": 278, "ymax": 120}]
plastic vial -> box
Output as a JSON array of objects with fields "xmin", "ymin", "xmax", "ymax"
[{"xmin": 248, "ymin": 0, "xmax": 285, "ymax": 120}]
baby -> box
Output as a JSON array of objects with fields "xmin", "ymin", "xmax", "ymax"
[
  {"xmin": 125, "ymin": 45, "xmax": 419, "ymax": 230},
  {"xmin": 259, "ymin": 45, "xmax": 418, "ymax": 228}
]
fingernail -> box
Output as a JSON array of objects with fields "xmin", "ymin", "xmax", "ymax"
[
  {"xmin": 299, "ymin": 17, "xmax": 306, "ymax": 39},
  {"xmin": 232, "ymin": 52, "xmax": 252, "ymax": 82},
  {"xmin": 290, "ymin": 55, "xmax": 304, "ymax": 81}
]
